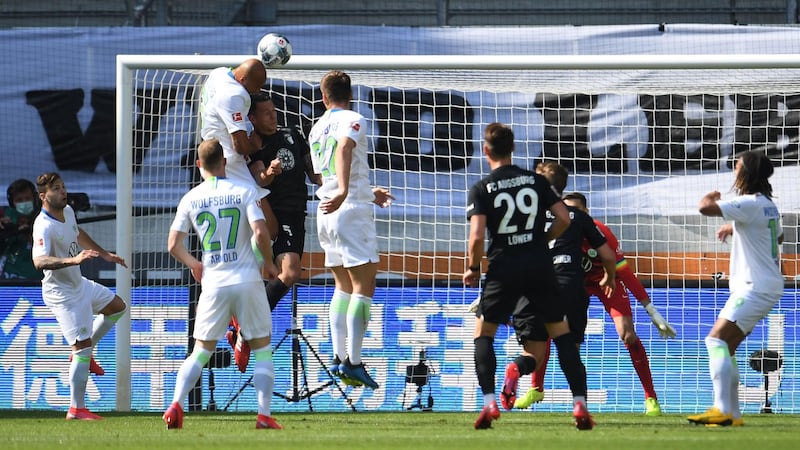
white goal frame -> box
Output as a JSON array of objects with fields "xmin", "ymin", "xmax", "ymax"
[{"xmin": 115, "ymin": 53, "xmax": 800, "ymax": 411}]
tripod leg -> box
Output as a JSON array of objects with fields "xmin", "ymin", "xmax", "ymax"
[
  {"xmin": 294, "ymin": 334, "xmax": 313, "ymax": 411},
  {"xmin": 299, "ymin": 331, "xmax": 357, "ymax": 412},
  {"xmin": 207, "ymin": 368, "xmax": 217, "ymax": 411},
  {"xmin": 223, "ymin": 375, "xmax": 254, "ymax": 411}
]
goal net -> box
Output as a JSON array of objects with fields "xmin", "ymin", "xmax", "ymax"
[{"xmin": 116, "ymin": 54, "xmax": 799, "ymax": 414}]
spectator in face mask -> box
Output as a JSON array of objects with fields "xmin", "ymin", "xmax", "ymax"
[{"xmin": 0, "ymin": 179, "xmax": 43, "ymax": 279}]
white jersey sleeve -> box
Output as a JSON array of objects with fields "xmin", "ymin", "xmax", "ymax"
[
  {"xmin": 200, "ymin": 67, "xmax": 252, "ymax": 171},
  {"xmin": 719, "ymin": 193, "xmax": 784, "ymax": 295},
  {"xmin": 309, "ymin": 109, "xmax": 373, "ymax": 204},
  {"xmin": 32, "ymin": 206, "xmax": 84, "ymax": 297}
]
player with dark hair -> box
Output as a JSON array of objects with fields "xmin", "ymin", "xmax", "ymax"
[
  {"xmin": 32, "ymin": 172, "xmax": 128, "ymax": 420},
  {"xmin": 464, "ymin": 123, "xmax": 595, "ymax": 430},
  {"xmin": 688, "ymin": 151, "xmax": 784, "ymax": 427},
  {"xmin": 1, "ymin": 178, "xmax": 43, "ymax": 279},
  {"xmin": 164, "ymin": 138, "xmax": 281, "ymax": 430},
  {"xmin": 223, "ymin": 92, "xmax": 322, "ymax": 373},
  {"xmin": 497, "ymin": 160, "xmax": 616, "ymax": 430},
  {"xmin": 248, "ymin": 92, "xmax": 321, "ymax": 310},
  {"xmin": 515, "ymin": 192, "xmax": 674, "ymax": 415}
]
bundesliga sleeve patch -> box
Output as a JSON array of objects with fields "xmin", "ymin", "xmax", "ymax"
[
  {"xmin": 232, "ymin": 112, "xmax": 243, "ymax": 122},
  {"xmin": 350, "ymin": 121, "xmax": 360, "ymax": 131}
]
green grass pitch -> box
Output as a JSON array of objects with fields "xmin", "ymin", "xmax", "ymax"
[{"xmin": 1, "ymin": 410, "xmax": 799, "ymax": 450}]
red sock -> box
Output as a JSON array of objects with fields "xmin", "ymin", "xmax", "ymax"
[
  {"xmin": 532, "ymin": 338, "xmax": 551, "ymax": 391},
  {"xmin": 625, "ymin": 338, "xmax": 657, "ymax": 399}
]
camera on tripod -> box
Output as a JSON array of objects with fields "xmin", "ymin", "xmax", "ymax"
[
  {"xmin": 405, "ymin": 350, "xmax": 430, "ymax": 387},
  {"xmin": 404, "ymin": 349, "xmax": 434, "ymax": 411}
]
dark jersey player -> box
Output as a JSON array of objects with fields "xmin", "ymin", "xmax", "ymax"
[
  {"xmin": 227, "ymin": 92, "xmax": 321, "ymax": 374},
  {"xmin": 248, "ymin": 92, "xmax": 321, "ymax": 310},
  {"xmin": 463, "ymin": 122, "xmax": 594, "ymax": 430},
  {"xmin": 502, "ymin": 161, "xmax": 617, "ymax": 426}
]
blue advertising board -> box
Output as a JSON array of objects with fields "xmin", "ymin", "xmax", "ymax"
[{"xmin": 0, "ymin": 285, "xmax": 796, "ymax": 413}]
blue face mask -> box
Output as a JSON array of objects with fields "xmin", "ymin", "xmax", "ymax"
[{"xmin": 15, "ymin": 201, "xmax": 34, "ymax": 216}]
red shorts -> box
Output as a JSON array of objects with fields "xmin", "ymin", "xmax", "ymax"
[{"xmin": 585, "ymin": 279, "xmax": 632, "ymax": 318}]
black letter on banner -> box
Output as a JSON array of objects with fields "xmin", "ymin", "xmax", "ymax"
[
  {"xmin": 268, "ymin": 83, "xmax": 326, "ymax": 139},
  {"xmin": 27, "ymin": 88, "xmax": 180, "ymax": 173},
  {"xmin": 534, "ymin": 94, "xmax": 623, "ymax": 174},
  {"xmin": 26, "ymin": 89, "xmax": 99, "ymax": 172},
  {"xmin": 733, "ymin": 94, "xmax": 800, "ymax": 167},
  {"xmin": 370, "ymin": 89, "xmax": 475, "ymax": 172},
  {"xmin": 638, "ymin": 94, "xmax": 725, "ymax": 172}
]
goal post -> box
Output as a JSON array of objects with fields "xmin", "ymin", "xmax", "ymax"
[{"xmin": 116, "ymin": 54, "xmax": 799, "ymax": 413}]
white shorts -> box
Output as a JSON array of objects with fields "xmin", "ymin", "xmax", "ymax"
[
  {"xmin": 719, "ymin": 286, "xmax": 781, "ymax": 334},
  {"xmin": 317, "ymin": 202, "xmax": 379, "ymax": 268},
  {"xmin": 44, "ymin": 278, "xmax": 116, "ymax": 345},
  {"xmin": 226, "ymin": 160, "xmax": 271, "ymax": 199},
  {"xmin": 193, "ymin": 281, "xmax": 271, "ymax": 342}
]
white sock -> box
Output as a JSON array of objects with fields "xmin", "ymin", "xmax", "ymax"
[
  {"xmin": 328, "ymin": 290, "xmax": 350, "ymax": 362},
  {"xmin": 483, "ymin": 393, "xmax": 495, "ymax": 407},
  {"xmin": 171, "ymin": 348, "xmax": 211, "ymax": 407},
  {"xmin": 91, "ymin": 306, "xmax": 126, "ymax": 344},
  {"xmin": 346, "ymin": 294, "xmax": 372, "ymax": 365},
  {"xmin": 730, "ymin": 356, "xmax": 741, "ymax": 419},
  {"xmin": 70, "ymin": 347, "xmax": 92, "ymax": 409},
  {"xmin": 705, "ymin": 336, "xmax": 732, "ymax": 414},
  {"xmin": 252, "ymin": 345, "xmax": 274, "ymax": 417}
]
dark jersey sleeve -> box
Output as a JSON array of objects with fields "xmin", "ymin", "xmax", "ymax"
[
  {"xmin": 466, "ymin": 182, "xmax": 485, "ymax": 220},
  {"xmin": 539, "ymin": 178, "xmax": 562, "ymax": 210},
  {"xmin": 575, "ymin": 209, "xmax": 607, "ymax": 249}
]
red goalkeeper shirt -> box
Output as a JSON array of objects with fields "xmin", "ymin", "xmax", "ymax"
[{"xmin": 582, "ymin": 220, "xmax": 649, "ymax": 302}]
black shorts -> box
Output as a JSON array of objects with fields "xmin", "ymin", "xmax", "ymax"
[
  {"xmin": 477, "ymin": 266, "xmax": 564, "ymax": 327},
  {"xmin": 514, "ymin": 275, "xmax": 589, "ymax": 343},
  {"xmin": 271, "ymin": 210, "xmax": 306, "ymax": 257}
]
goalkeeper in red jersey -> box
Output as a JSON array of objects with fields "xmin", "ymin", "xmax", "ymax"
[{"xmin": 515, "ymin": 192, "xmax": 675, "ymax": 416}]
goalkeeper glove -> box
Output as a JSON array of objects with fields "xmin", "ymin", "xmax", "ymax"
[
  {"xmin": 644, "ymin": 303, "xmax": 677, "ymax": 339},
  {"xmin": 467, "ymin": 296, "xmax": 480, "ymax": 314}
]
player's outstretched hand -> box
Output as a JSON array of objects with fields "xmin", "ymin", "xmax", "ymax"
[
  {"xmin": 372, "ymin": 187, "xmax": 394, "ymax": 208},
  {"xmin": 645, "ymin": 303, "xmax": 676, "ymax": 339},
  {"xmin": 716, "ymin": 223, "xmax": 733, "ymax": 243},
  {"xmin": 103, "ymin": 252, "xmax": 128, "ymax": 268}
]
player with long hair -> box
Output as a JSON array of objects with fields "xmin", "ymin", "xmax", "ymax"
[{"xmin": 688, "ymin": 151, "xmax": 784, "ymax": 427}]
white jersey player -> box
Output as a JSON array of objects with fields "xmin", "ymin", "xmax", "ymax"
[
  {"xmin": 32, "ymin": 172, "xmax": 128, "ymax": 421},
  {"xmin": 689, "ymin": 151, "xmax": 785, "ymax": 427},
  {"xmin": 200, "ymin": 59, "xmax": 268, "ymax": 189},
  {"xmin": 306, "ymin": 70, "xmax": 393, "ymax": 390},
  {"xmin": 164, "ymin": 138, "xmax": 281, "ymax": 430},
  {"xmin": 719, "ymin": 193, "xmax": 783, "ymax": 298}
]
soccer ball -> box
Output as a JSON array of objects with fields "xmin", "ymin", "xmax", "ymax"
[{"xmin": 257, "ymin": 33, "xmax": 292, "ymax": 68}]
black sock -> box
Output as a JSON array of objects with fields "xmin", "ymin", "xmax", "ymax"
[
  {"xmin": 474, "ymin": 336, "xmax": 496, "ymax": 395},
  {"xmin": 514, "ymin": 354, "xmax": 537, "ymax": 376},
  {"xmin": 553, "ymin": 333, "xmax": 587, "ymax": 398},
  {"xmin": 266, "ymin": 279, "xmax": 290, "ymax": 310}
]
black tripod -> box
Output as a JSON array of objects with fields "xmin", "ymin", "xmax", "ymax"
[{"xmin": 224, "ymin": 284, "xmax": 355, "ymax": 411}]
